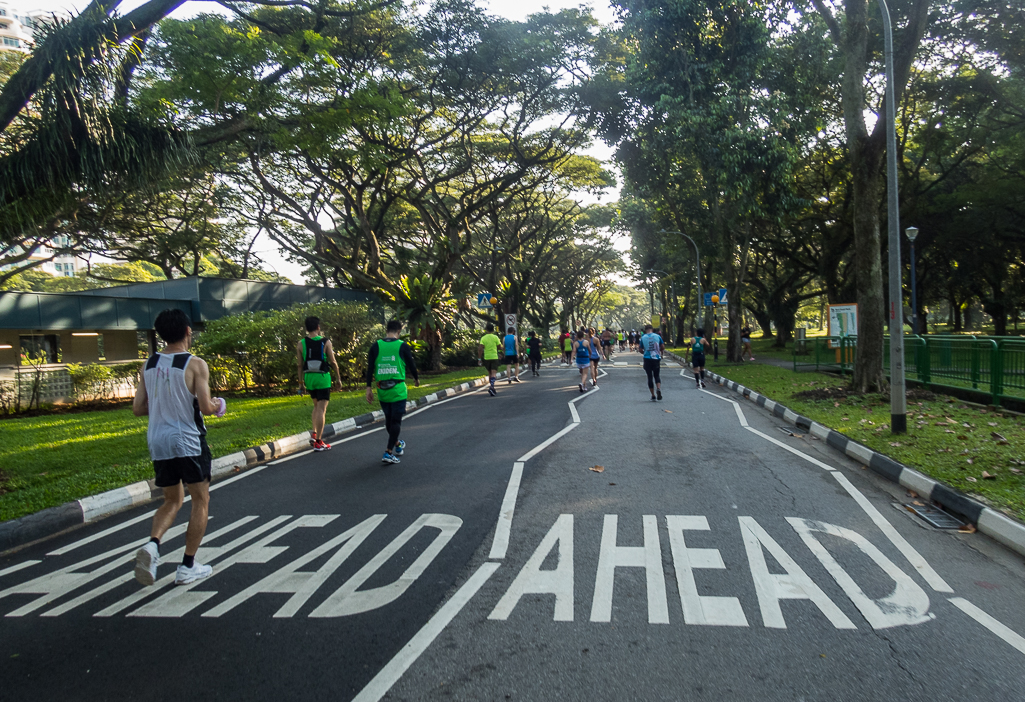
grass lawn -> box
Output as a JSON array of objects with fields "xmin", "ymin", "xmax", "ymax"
[
  {"xmin": 677, "ymin": 358, "xmax": 1025, "ymax": 522},
  {"xmin": 0, "ymin": 366, "xmax": 496, "ymax": 522}
]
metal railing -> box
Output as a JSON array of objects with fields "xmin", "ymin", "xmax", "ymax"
[{"xmin": 793, "ymin": 335, "xmax": 1025, "ymax": 406}]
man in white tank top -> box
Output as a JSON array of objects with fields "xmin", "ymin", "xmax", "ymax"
[{"xmin": 132, "ymin": 309, "xmax": 227, "ymax": 587}]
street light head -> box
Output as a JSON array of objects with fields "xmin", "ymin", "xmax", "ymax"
[{"xmin": 905, "ymin": 226, "xmax": 919, "ymax": 242}]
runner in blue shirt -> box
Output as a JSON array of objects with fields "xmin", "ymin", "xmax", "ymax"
[
  {"xmin": 639, "ymin": 324, "xmax": 664, "ymax": 402},
  {"xmin": 503, "ymin": 327, "xmax": 521, "ymax": 384}
]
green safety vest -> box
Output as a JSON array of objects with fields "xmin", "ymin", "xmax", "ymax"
[
  {"xmin": 374, "ymin": 339, "xmax": 407, "ymax": 403},
  {"xmin": 302, "ymin": 336, "xmax": 332, "ymax": 390},
  {"xmin": 564, "ymin": 336, "xmax": 573, "ymax": 351}
]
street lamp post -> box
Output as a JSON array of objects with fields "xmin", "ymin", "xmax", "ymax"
[
  {"xmin": 878, "ymin": 0, "xmax": 907, "ymax": 435},
  {"xmin": 658, "ymin": 230, "xmax": 703, "ymax": 331},
  {"xmin": 906, "ymin": 227, "xmax": 919, "ymax": 336}
]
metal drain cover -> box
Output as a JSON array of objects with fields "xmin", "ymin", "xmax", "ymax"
[{"xmin": 904, "ymin": 502, "xmax": 965, "ymax": 529}]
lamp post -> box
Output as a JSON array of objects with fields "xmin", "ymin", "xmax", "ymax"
[
  {"xmin": 878, "ymin": 0, "xmax": 907, "ymax": 435},
  {"xmin": 657, "ymin": 230, "xmax": 703, "ymax": 331},
  {"xmin": 906, "ymin": 227, "xmax": 919, "ymax": 336}
]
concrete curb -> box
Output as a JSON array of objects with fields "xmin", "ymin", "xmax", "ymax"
[
  {"xmin": 0, "ymin": 356, "xmax": 556, "ymax": 554},
  {"xmin": 664, "ymin": 351, "xmax": 1025, "ymax": 559}
]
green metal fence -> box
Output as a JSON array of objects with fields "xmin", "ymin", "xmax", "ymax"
[{"xmin": 793, "ymin": 335, "xmax": 1025, "ymax": 406}]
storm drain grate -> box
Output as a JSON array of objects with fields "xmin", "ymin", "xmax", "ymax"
[{"xmin": 903, "ymin": 502, "xmax": 965, "ymax": 529}]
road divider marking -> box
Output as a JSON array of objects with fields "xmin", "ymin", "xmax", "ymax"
[
  {"xmin": 949, "ymin": 597, "xmax": 1025, "ymax": 657},
  {"xmin": 351, "ymin": 562, "xmax": 501, "ymax": 702},
  {"xmin": 0, "ymin": 561, "xmax": 40, "ymax": 578},
  {"xmin": 489, "ymin": 463, "xmax": 525, "ymax": 560}
]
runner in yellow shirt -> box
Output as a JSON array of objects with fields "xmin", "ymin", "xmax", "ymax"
[{"xmin": 478, "ymin": 322, "xmax": 502, "ymax": 396}]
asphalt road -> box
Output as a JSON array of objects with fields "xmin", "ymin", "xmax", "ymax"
[{"xmin": 2, "ymin": 353, "xmax": 1024, "ymax": 701}]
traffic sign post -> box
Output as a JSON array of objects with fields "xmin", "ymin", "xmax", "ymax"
[
  {"xmin": 505, "ymin": 313, "xmax": 517, "ymax": 335},
  {"xmin": 477, "ymin": 294, "xmax": 493, "ymax": 309}
]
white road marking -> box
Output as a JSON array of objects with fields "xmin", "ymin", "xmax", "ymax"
[
  {"xmin": 666, "ymin": 515, "xmax": 748, "ymax": 627},
  {"xmin": 830, "ymin": 472, "xmax": 953, "ymax": 593},
  {"xmin": 949, "ymin": 598, "xmax": 1025, "ymax": 656},
  {"xmin": 311, "ymin": 513, "xmax": 462, "ymax": 617},
  {"xmin": 739, "ymin": 516, "xmax": 856, "ymax": 630},
  {"xmin": 47, "ymin": 509, "xmax": 163, "ymax": 556},
  {"xmin": 0, "ymin": 561, "xmax": 40, "ymax": 578},
  {"xmin": 490, "ymin": 514, "xmax": 574, "ymax": 621},
  {"xmin": 488, "ymin": 462, "xmax": 525, "ymax": 560},
  {"xmin": 350, "ymin": 561, "xmax": 501, "ymax": 702},
  {"xmin": 705, "ymin": 386, "xmax": 954, "ymax": 594},
  {"xmin": 788, "ymin": 518, "xmax": 933, "ymax": 629},
  {"xmin": 127, "ymin": 516, "xmax": 336, "ymax": 618},
  {"xmin": 203, "ymin": 514, "xmax": 385, "ymax": 619},
  {"xmin": 590, "ymin": 515, "xmax": 669, "ymax": 624}
]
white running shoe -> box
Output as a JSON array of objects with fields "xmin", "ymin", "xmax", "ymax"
[
  {"xmin": 134, "ymin": 541, "xmax": 160, "ymax": 586},
  {"xmin": 175, "ymin": 562, "xmax": 213, "ymax": 585}
]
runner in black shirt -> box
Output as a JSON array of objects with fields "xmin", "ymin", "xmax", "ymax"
[{"xmin": 526, "ymin": 330, "xmax": 543, "ymax": 376}]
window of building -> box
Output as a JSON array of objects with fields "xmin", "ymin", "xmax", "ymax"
[
  {"xmin": 0, "ymin": 23, "xmax": 9, "ymax": 29},
  {"xmin": 54, "ymin": 262, "xmax": 62, "ymax": 272},
  {"xmin": 3, "ymin": 37, "xmax": 20, "ymax": 47},
  {"xmin": 0, "ymin": 9, "xmax": 7, "ymax": 16},
  {"xmin": 20, "ymin": 335, "xmax": 60, "ymax": 365}
]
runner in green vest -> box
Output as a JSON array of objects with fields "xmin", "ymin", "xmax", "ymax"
[
  {"xmin": 366, "ymin": 319, "xmax": 420, "ymax": 464},
  {"xmin": 296, "ymin": 316, "xmax": 342, "ymax": 451}
]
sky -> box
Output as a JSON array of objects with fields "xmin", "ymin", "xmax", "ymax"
[{"xmin": 22, "ymin": 0, "xmax": 629, "ymax": 285}]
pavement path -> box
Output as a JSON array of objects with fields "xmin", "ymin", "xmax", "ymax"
[{"xmin": 1, "ymin": 352, "xmax": 1024, "ymax": 701}]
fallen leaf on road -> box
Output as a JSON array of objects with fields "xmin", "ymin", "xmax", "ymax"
[
  {"xmin": 959, "ymin": 523, "xmax": 977, "ymax": 533},
  {"xmin": 663, "ymin": 410, "xmax": 673, "ymax": 413},
  {"xmin": 966, "ymin": 476, "xmax": 977, "ymax": 482},
  {"xmin": 608, "ymin": 482, "xmax": 616, "ymax": 485},
  {"xmin": 590, "ymin": 465, "xmax": 604, "ymax": 473},
  {"xmin": 907, "ymin": 490, "xmax": 919, "ymax": 498},
  {"xmin": 982, "ymin": 471, "xmax": 996, "ymax": 480}
]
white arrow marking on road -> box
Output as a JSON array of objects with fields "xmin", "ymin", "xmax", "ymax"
[
  {"xmin": 666, "ymin": 515, "xmax": 748, "ymax": 627},
  {"xmin": 203, "ymin": 514, "xmax": 385, "ymax": 618},
  {"xmin": 590, "ymin": 515, "xmax": 669, "ymax": 624},
  {"xmin": 739, "ymin": 516, "xmax": 856, "ymax": 630},
  {"xmin": 788, "ymin": 518, "xmax": 933, "ymax": 629},
  {"xmin": 310, "ymin": 513, "xmax": 462, "ymax": 617},
  {"xmin": 490, "ymin": 514, "xmax": 574, "ymax": 622}
]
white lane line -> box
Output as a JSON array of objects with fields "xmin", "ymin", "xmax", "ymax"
[
  {"xmin": 0, "ymin": 561, "xmax": 40, "ymax": 578},
  {"xmin": 699, "ymin": 389, "xmax": 749, "ymax": 427},
  {"xmin": 705, "ymin": 386, "xmax": 954, "ymax": 594},
  {"xmin": 831, "ymin": 472, "xmax": 953, "ymax": 593},
  {"xmin": 516, "ymin": 424, "xmax": 579, "ymax": 464},
  {"xmin": 949, "ymin": 598, "xmax": 1025, "ymax": 656},
  {"xmin": 488, "ymin": 462, "xmax": 524, "ymax": 560},
  {"xmin": 351, "ymin": 561, "xmax": 501, "ymax": 702}
]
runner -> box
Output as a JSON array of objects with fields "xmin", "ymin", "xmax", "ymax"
[
  {"xmin": 503, "ymin": 326, "xmax": 521, "ymax": 384},
  {"xmin": 639, "ymin": 323, "xmax": 664, "ymax": 402},
  {"xmin": 618, "ymin": 329, "xmax": 626, "ymax": 352},
  {"xmin": 691, "ymin": 327, "xmax": 711, "ymax": 388},
  {"xmin": 562, "ymin": 329, "xmax": 573, "ymax": 365},
  {"xmin": 478, "ymin": 323, "xmax": 502, "ymax": 396},
  {"xmin": 629, "ymin": 329, "xmax": 638, "ymax": 352},
  {"xmin": 587, "ymin": 327, "xmax": 602, "ymax": 387},
  {"xmin": 601, "ymin": 328, "xmax": 613, "ymax": 361},
  {"xmin": 296, "ymin": 316, "xmax": 342, "ymax": 451},
  {"xmin": 132, "ymin": 309, "xmax": 227, "ymax": 587},
  {"xmin": 741, "ymin": 325, "xmax": 756, "ymax": 361},
  {"xmin": 572, "ymin": 329, "xmax": 591, "ymax": 393},
  {"xmin": 366, "ymin": 319, "xmax": 420, "ymax": 464},
  {"xmin": 527, "ymin": 330, "xmax": 543, "ymax": 376}
]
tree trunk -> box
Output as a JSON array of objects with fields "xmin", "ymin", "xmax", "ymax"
[{"xmin": 849, "ymin": 150, "xmax": 887, "ymax": 392}]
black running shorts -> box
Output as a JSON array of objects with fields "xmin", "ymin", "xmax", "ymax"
[
  {"xmin": 692, "ymin": 353, "xmax": 706, "ymax": 367},
  {"xmin": 505, "ymin": 354, "xmax": 518, "ymax": 364},
  {"xmin": 153, "ymin": 438, "xmax": 212, "ymax": 487},
  {"xmin": 483, "ymin": 358, "xmax": 499, "ymax": 371},
  {"xmin": 308, "ymin": 387, "xmax": 331, "ymax": 401}
]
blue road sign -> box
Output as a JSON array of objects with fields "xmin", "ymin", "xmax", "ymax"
[
  {"xmin": 704, "ymin": 292, "xmax": 713, "ymax": 307},
  {"xmin": 477, "ymin": 293, "xmax": 493, "ymax": 309},
  {"xmin": 719, "ymin": 288, "xmax": 728, "ymax": 305}
]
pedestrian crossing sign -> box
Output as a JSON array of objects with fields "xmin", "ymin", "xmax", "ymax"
[{"xmin": 477, "ymin": 293, "xmax": 493, "ymax": 309}]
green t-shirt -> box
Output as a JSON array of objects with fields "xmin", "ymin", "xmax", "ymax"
[{"xmin": 480, "ymin": 333, "xmax": 501, "ymax": 360}]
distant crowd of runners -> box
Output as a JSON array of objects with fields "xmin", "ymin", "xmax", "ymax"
[{"xmin": 131, "ymin": 306, "xmax": 740, "ymax": 588}]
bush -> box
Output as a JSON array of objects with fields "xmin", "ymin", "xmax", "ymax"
[
  {"xmin": 66, "ymin": 363, "xmax": 113, "ymax": 401},
  {"xmin": 111, "ymin": 361, "xmax": 145, "ymax": 393}
]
